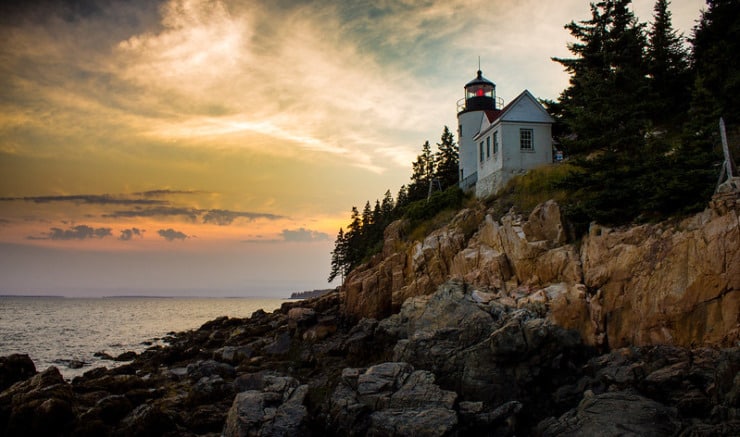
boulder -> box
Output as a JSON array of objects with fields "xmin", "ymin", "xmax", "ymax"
[
  {"xmin": 187, "ymin": 374, "xmax": 233, "ymax": 406},
  {"xmin": 0, "ymin": 367, "xmax": 78, "ymax": 436},
  {"xmin": 0, "ymin": 354, "xmax": 36, "ymax": 392},
  {"xmin": 186, "ymin": 359, "xmax": 236, "ymax": 381},
  {"xmin": 214, "ymin": 345, "xmax": 254, "ymax": 365},
  {"xmin": 222, "ymin": 374, "xmax": 308, "ymax": 437},
  {"xmin": 329, "ymin": 362, "xmax": 458, "ymax": 437},
  {"xmin": 116, "ymin": 403, "xmax": 177, "ymax": 437},
  {"xmin": 368, "ymin": 408, "xmax": 458, "ymax": 437},
  {"xmin": 536, "ymin": 391, "xmax": 680, "ymax": 436},
  {"xmin": 114, "ymin": 351, "xmax": 137, "ymax": 362}
]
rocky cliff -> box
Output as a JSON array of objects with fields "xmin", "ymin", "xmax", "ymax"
[
  {"xmin": 343, "ymin": 180, "xmax": 740, "ymax": 350},
  {"xmin": 3, "ymin": 285, "xmax": 739, "ymax": 436},
  {"xmin": 2, "ymin": 183, "xmax": 738, "ymax": 436}
]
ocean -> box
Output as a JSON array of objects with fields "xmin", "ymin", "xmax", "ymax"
[{"xmin": 0, "ymin": 296, "xmax": 286, "ymax": 380}]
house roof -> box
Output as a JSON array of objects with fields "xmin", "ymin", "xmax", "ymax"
[
  {"xmin": 484, "ymin": 109, "xmax": 503, "ymax": 123},
  {"xmin": 474, "ymin": 90, "xmax": 554, "ymax": 139}
]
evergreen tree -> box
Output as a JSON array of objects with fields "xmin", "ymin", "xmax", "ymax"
[
  {"xmin": 664, "ymin": 0, "xmax": 740, "ymax": 215},
  {"xmin": 380, "ymin": 189, "xmax": 394, "ymax": 219},
  {"xmin": 690, "ymin": 0, "xmax": 740, "ymax": 126},
  {"xmin": 646, "ymin": 0, "xmax": 690, "ymax": 126},
  {"xmin": 343, "ymin": 206, "xmax": 362, "ymax": 271},
  {"xmin": 552, "ymin": 0, "xmax": 659, "ymax": 226},
  {"xmin": 553, "ymin": 0, "xmax": 649, "ymax": 155},
  {"xmin": 396, "ymin": 185, "xmax": 409, "ymax": 210},
  {"xmin": 434, "ymin": 126, "xmax": 459, "ymax": 189},
  {"xmin": 327, "ymin": 228, "xmax": 346, "ymax": 282},
  {"xmin": 408, "ymin": 141, "xmax": 435, "ymax": 201},
  {"xmin": 361, "ymin": 201, "xmax": 373, "ymax": 230}
]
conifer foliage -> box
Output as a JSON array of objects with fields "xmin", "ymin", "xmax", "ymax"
[
  {"xmin": 553, "ymin": 0, "xmax": 736, "ymax": 228},
  {"xmin": 328, "ymin": 127, "xmax": 461, "ymax": 282}
]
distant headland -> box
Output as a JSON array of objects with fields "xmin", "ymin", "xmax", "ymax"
[{"xmin": 288, "ymin": 288, "xmax": 334, "ymax": 299}]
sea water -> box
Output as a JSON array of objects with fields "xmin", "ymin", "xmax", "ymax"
[{"xmin": 0, "ymin": 296, "xmax": 286, "ymax": 380}]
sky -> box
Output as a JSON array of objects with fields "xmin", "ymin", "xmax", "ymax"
[{"xmin": 0, "ymin": 0, "xmax": 706, "ymax": 297}]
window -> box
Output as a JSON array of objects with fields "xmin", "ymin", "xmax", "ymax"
[
  {"xmin": 486, "ymin": 137, "xmax": 491, "ymax": 159},
  {"xmin": 520, "ymin": 128, "xmax": 534, "ymax": 151},
  {"xmin": 479, "ymin": 141, "xmax": 484, "ymax": 162},
  {"xmin": 493, "ymin": 131, "xmax": 499, "ymax": 155}
]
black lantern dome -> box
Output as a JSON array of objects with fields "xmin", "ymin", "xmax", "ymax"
[{"xmin": 463, "ymin": 70, "xmax": 496, "ymax": 112}]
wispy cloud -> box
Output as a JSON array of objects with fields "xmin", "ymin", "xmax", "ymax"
[
  {"xmin": 0, "ymin": 194, "xmax": 166, "ymax": 206},
  {"xmin": 202, "ymin": 209, "xmax": 283, "ymax": 226},
  {"xmin": 242, "ymin": 227, "xmax": 330, "ymax": 244},
  {"xmin": 281, "ymin": 228, "xmax": 330, "ymax": 242},
  {"xmin": 103, "ymin": 206, "xmax": 200, "ymax": 221},
  {"xmin": 104, "ymin": 207, "xmax": 284, "ymax": 225},
  {"xmin": 134, "ymin": 189, "xmax": 202, "ymax": 197}
]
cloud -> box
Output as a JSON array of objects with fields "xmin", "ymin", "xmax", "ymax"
[
  {"xmin": 134, "ymin": 189, "xmax": 202, "ymax": 197},
  {"xmin": 28, "ymin": 224, "xmax": 113, "ymax": 241},
  {"xmin": 0, "ymin": 194, "xmax": 167, "ymax": 206},
  {"xmin": 119, "ymin": 227, "xmax": 144, "ymax": 241},
  {"xmin": 104, "ymin": 207, "xmax": 283, "ymax": 225},
  {"xmin": 281, "ymin": 228, "xmax": 330, "ymax": 242},
  {"xmin": 104, "ymin": 206, "xmax": 200, "ymax": 221},
  {"xmin": 158, "ymin": 228, "xmax": 188, "ymax": 241},
  {"xmin": 242, "ymin": 227, "xmax": 330, "ymax": 243},
  {"xmin": 202, "ymin": 209, "xmax": 284, "ymax": 226}
]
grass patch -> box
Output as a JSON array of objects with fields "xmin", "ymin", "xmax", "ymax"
[
  {"xmin": 486, "ymin": 163, "xmax": 574, "ymax": 219},
  {"xmin": 400, "ymin": 186, "xmax": 468, "ymax": 242}
]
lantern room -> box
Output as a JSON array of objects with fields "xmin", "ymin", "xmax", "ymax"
[{"xmin": 460, "ymin": 70, "xmax": 497, "ymax": 113}]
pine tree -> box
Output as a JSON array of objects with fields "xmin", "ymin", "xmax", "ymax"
[
  {"xmin": 434, "ymin": 126, "xmax": 459, "ymax": 189},
  {"xmin": 396, "ymin": 185, "xmax": 409, "ymax": 210},
  {"xmin": 344, "ymin": 206, "xmax": 362, "ymax": 271},
  {"xmin": 553, "ymin": 0, "xmax": 649, "ymax": 155},
  {"xmin": 380, "ymin": 189, "xmax": 394, "ymax": 219},
  {"xmin": 646, "ymin": 0, "xmax": 690, "ymax": 126},
  {"xmin": 690, "ymin": 0, "xmax": 740, "ymax": 126},
  {"xmin": 328, "ymin": 228, "xmax": 346, "ymax": 282},
  {"xmin": 665, "ymin": 0, "xmax": 740, "ymax": 215},
  {"xmin": 554, "ymin": 1, "xmax": 658, "ymax": 226},
  {"xmin": 408, "ymin": 141, "xmax": 435, "ymax": 201}
]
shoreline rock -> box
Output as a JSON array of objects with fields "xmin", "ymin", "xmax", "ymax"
[{"xmin": 2, "ymin": 283, "xmax": 738, "ymax": 436}]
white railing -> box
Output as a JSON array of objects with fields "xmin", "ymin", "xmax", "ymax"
[
  {"xmin": 456, "ymin": 97, "xmax": 505, "ymax": 113},
  {"xmin": 460, "ymin": 172, "xmax": 478, "ymax": 191}
]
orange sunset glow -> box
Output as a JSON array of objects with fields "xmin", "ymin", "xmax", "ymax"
[{"xmin": 0, "ymin": 0, "xmax": 705, "ymax": 296}]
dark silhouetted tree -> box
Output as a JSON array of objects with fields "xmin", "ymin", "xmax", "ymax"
[
  {"xmin": 434, "ymin": 126, "xmax": 459, "ymax": 189},
  {"xmin": 408, "ymin": 140, "xmax": 435, "ymax": 201},
  {"xmin": 646, "ymin": 0, "xmax": 690, "ymax": 126}
]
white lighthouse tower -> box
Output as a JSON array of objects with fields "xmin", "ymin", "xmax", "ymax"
[{"xmin": 457, "ymin": 69, "xmax": 500, "ymax": 191}]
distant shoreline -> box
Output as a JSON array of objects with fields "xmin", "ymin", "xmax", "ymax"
[
  {"xmin": 288, "ymin": 288, "xmax": 335, "ymax": 299},
  {"xmin": 0, "ymin": 295, "xmax": 292, "ymax": 300}
]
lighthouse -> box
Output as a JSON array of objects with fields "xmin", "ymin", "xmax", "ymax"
[{"xmin": 457, "ymin": 69, "xmax": 500, "ymax": 191}]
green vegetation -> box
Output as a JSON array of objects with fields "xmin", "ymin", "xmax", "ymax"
[
  {"xmin": 330, "ymin": 0, "xmax": 740, "ymax": 282},
  {"xmin": 549, "ymin": 0, "xmax": 739, "ymax": 229},
  {"xmin": 328, "ymin": 127, "xmax": 461, "ymax": 282},
  {"xmin": 486, "ymin": 163, "xmax": 574, "ymax": 219}
]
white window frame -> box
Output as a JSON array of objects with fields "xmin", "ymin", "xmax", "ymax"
[
  {"xmin": 493, "ymin": 131, "xmax": 499, "ymax": 156},
  {"xmin": 520, "ymin": 128, "xmax": 534, "ymax": 151}
]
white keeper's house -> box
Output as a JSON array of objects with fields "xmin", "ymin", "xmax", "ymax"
[{"xmin": 457, "ymin": 69, "xmax": 555, "ymax": 198}]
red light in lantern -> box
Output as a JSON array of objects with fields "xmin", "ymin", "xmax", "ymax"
[{"xmin": 476, "ymin": 89, "xmax": 484, "ymax": 97}]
